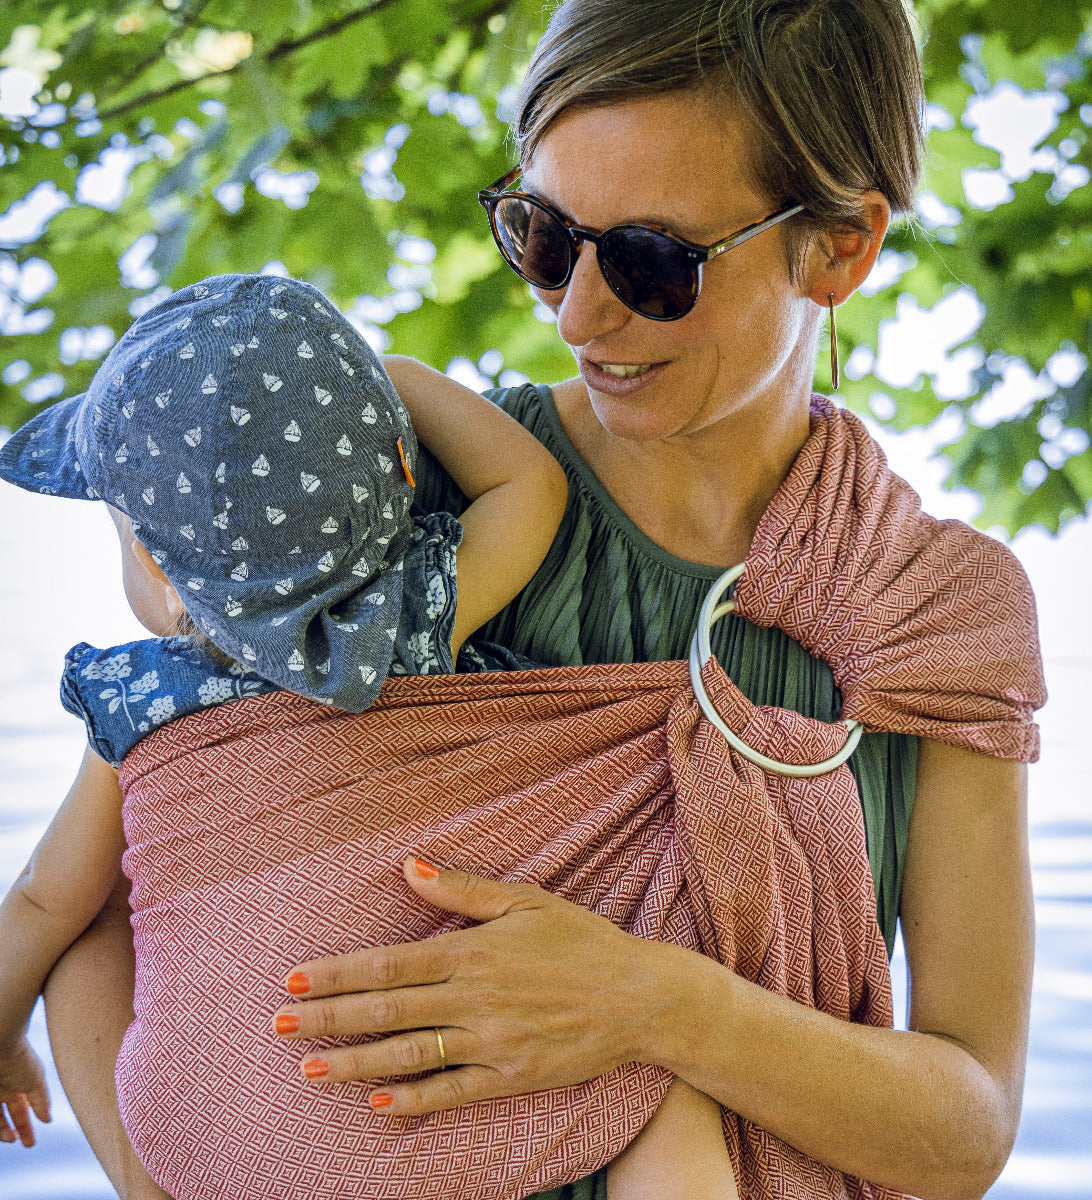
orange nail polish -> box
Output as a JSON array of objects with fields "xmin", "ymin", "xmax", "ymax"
[
  {"xmin": 413, "ymin": 857, "xmax": 440, "ymax": 880},
  {"xmin": 369, "ymin": 1092, "xmax": 394, "ymax": 1109},
  {"xmin": 303, "ymin": 1058, "xmax": 329, "ymax": 1079},
  {"xmin": 286, "ymin": 972, "xmax": 311, "ymax": 995},
  {"xmin": 275, "ymin": 1013, "xmax": 300, "ymax": 1035},
  {"xmin": 397, "ymin": 437, "xmax": 416, "ymax": 487}
]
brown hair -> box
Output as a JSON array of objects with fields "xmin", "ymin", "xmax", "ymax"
[{"xmin": 514, "ymin": 0, "xmax": 925, "ymax": 275}]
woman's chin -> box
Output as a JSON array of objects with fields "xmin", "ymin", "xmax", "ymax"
[
  {"xmin": 579, "ymin": 360, "xmax": 687, "ymax": 441},
  {"xmin": 586, "ymin": 394, "xmax": 693, "ymax": 444}
]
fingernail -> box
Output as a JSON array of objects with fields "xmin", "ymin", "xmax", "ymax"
[
  {"xmin": 413, "ymin": 857, "xmax": 440, "ymax": 880},
  {"xmin": 369, "ymin": 1092, "xmax": 394, "ymax": 1109},
  {"xmin": 286, "ymin": 972, "xmax": 311, "ymax": 995},
  {"xmin": 303, "ymin": 1058, "xmax": 329, "ymax": 1079},
  {"xmin": 275, "ymin": 1013, "xmax": 300, "ymax": 1034}
]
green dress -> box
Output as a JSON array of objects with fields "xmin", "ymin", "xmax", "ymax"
[{"xmin": 416, "ymin": 383, "xmax": 917, "ymax": 1200}]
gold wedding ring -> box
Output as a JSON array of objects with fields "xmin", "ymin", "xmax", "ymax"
[{"xmin": 434, "ymin": 1027, "xmax": 447, "ymax": 1071}]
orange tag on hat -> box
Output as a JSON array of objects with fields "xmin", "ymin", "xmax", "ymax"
[{"xmin": 396, "ymin": 437, "xmax": 415, "ymax": 488}]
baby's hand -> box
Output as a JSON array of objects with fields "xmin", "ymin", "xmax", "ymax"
[{"xmin": 0, "ymin": 1037, "xmax": 50, "ymax": 1147}]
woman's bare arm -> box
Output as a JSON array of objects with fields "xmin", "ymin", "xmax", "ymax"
[
  {"xmin": 644, "ymin": 740, "xmax": 1032, "ymax": 1199},
  {"xmin": 274, "ymin": 740, "xmax": 1032, "ymax": 1200}
]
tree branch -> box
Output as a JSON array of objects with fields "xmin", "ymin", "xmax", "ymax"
[
  {"xmin": 107, "ymin": 0, "xmax": 216, "ymax": 98},
  {"xmin": 267, "ymin": 0, "xmax": 401, "ymax": 60},
  {"xmin": 96, "ymin": 72, "xmax": 222, "ymax": 123},
  {"xmin": 96, "ymin": 0, "xmax": 403, "ymax": 123}
]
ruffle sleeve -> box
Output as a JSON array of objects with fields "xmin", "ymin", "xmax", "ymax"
[
  {"xmin": 61, "ymin": 642, "xmax": 130, "ymax": 766},
  {"xmin": 60, "ymin": 638, "xmax": 279, "ymax": 766},
  {"xmin": 389, "ymin": 510, "xmax": 463, "ymax": 677}
]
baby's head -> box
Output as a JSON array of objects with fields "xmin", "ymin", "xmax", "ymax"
[{"xmin": 0, "ymin": 274, "xmax": 420, "ymax": 711}]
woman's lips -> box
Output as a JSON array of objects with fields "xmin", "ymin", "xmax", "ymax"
[{"xmin": 579, "ymin": 356, "xmax": 668, "ymax": 396}]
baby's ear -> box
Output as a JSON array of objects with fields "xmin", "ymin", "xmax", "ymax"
[
  {"xmin": 129, "ymin": 534, "xmax": 170, "ymax": 584},
  {"xmin": 164, "ymin": 584, "xmax": 186, "ymax": 621}
]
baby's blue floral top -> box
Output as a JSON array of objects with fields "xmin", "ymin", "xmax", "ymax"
[{"xmin": 63, "ymin": 511, "xmax": 463, "ymax": 766}]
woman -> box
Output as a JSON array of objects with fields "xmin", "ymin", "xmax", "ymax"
[{"xmin": 43, "ymin": 1, "xmax": 1040, "ymax": 1197}]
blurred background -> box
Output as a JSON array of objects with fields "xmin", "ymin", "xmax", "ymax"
[
  {"xmin": 1, "ymin": 0, "xmax": 1090, "ymax": 1196},
  {"xmin": 0, "ymin": 0, "xmax": 1089, "ymax": 533}
]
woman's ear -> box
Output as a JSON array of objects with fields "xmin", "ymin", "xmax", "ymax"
[{"xmin": 806, "ymin": 190, "xmax": 891, "ymax": 307}]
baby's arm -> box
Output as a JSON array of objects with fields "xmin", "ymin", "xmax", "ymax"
[
  {"xmin": 0, "ymin": 746, "xmax": 126, "ymax": 1147},
  {"xmin": 607, "ymin": 1078, "xmax": 739, "ymax": 1199},
  {"xmin": 382, "ymin": 356, "xmax": 567, "ymax": 657}
]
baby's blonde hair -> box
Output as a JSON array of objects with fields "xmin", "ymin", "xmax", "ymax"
[{"xmin": 169, "ymin": 609, "xmax": 238, "ymax": 670}]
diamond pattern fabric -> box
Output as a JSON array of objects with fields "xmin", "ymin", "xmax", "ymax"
[{"xmin": 117, "ymin": 661, "xmax": 903, "ymax": 1200}]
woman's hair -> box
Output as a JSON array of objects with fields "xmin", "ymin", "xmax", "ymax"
[{"xmin": 514, "ymin": 0, "xmax": 925, "ymax": 275}]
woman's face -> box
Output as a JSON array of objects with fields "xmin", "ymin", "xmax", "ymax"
[{"xmin": 522, "ymin": 91, "xmax": 822, "ymax": 443}]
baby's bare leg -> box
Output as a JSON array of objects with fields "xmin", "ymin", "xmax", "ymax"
[
  {"xmin": 607, "ymin": 1077, "xmax": 738, "ymax": 1200},
  {"xmin": 42, "ymin": 874, "xmax": 170, "ymax": 1200}
]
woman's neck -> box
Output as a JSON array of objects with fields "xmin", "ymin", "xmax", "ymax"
[{"xmin": 552, "ymin": 377, "xmax": 813, "ymax": 568}]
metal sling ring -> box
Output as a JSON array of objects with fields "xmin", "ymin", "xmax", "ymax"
[{"xmin": 687, "ymin": 563, "xmax": 863, "ymax": 778}]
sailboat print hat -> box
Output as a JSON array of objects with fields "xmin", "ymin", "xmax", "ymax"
[{"xmin": 0, "ymin": 273, "xmax": 420, "ymax": 712}]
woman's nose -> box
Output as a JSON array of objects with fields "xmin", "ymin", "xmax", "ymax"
[{"xmin": 547, "ymin": 241, "xmax": 631, "ymax": 348}]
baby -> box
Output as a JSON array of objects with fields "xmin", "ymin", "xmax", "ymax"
[{"xmin": 0, "ymin": 274, "xmax": 736, "ymax": 1199}]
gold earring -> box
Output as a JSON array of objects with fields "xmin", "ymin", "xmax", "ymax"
[{"xmin": 827, "ymin": 293, "xmax": 840, "ymax": 391}]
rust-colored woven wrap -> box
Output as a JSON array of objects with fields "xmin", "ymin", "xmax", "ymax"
[
  {"xmin": 115, "ymin": 400, "xmax": 1044, "ymax": 1200},
  {"xmin": 736, "ymin": 397, "xmax": 1045, "ymax": 760}
]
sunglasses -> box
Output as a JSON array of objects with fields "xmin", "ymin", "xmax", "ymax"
[{"xmin": 478, "ymin": 167, "xmax": 805, "ymax": 321}]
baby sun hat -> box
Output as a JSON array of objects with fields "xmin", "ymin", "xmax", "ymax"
[{"xmin": 0, "ymin": 273, "xmax": 420, "ymax": 712}]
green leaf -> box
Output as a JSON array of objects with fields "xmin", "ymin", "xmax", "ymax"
[{"xmin": 3, "ymin": 0, "xmax": 1091, "ymax": 532}]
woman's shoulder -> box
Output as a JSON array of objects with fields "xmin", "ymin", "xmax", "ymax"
[
  {"xmin": 487, "ymin": 381, "xmax": 569, "ymax": 448},
  {"xmin": 741, "ymin": 398, "xmax": 1046, "ymax": 759},
  {"xmin": 819, "ymin": 399, "xmax": 1034, "ymax": 588}
]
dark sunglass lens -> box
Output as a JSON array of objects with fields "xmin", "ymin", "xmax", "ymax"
[
  {"xmin": 493, "ymin": 197, "xmax": 572, "ymax": 288},
  {"xmin": 599, "ymin": 227, "xmax": 698, "ymax": 319}
]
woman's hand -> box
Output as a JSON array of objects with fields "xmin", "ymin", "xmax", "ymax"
[
  {"xmin": 0, "ymin": 1035, "xmax": 50, "ymax": 1147},
  {"xmin": 273, "ymin": 858, "xmax": 675, "ymax": 1115}
]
